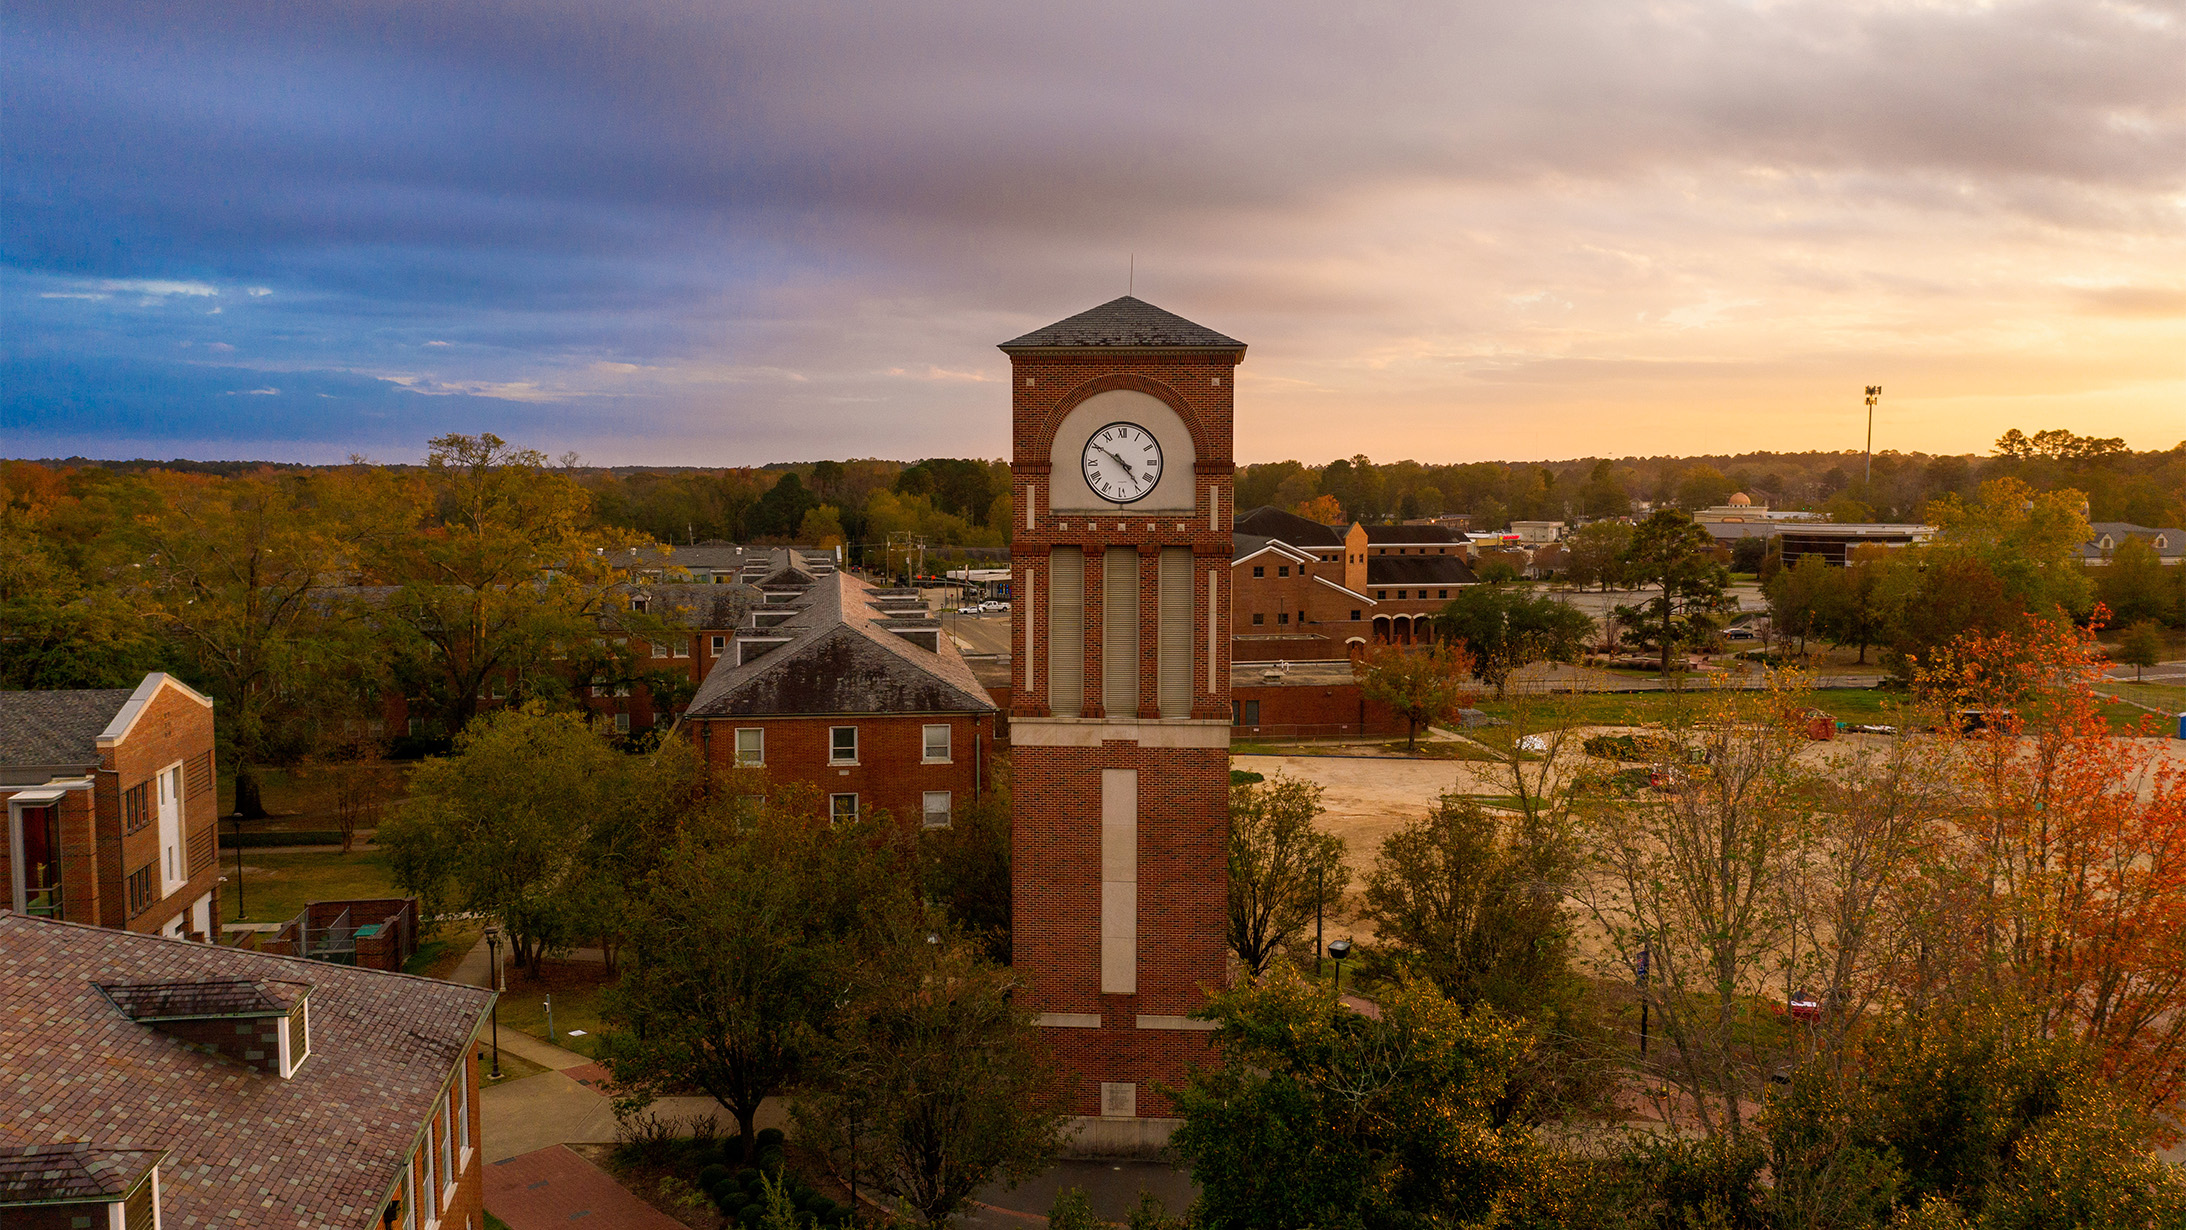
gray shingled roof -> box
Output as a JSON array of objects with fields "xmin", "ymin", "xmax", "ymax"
[
  {"xmin": 1367, "ymin": 556, "xmax": 1477, "ymax": 587},
  {"xmin": 999, "ymin": 296, "xmax": 1244, "ymax": 350},
  {"xmin": 0, "ymin": 687, "xmax": 134, "ymax": 769},
  {"xmin": 635, "ymin": 582, "xmax": 761, "ymax": 629},
  {"xmin": 1232, "ymin": 506, "xmax": 1344, "ymax": 546},
  {"xmin": 1, "ymin": 914, "xmax": 493, "ymax": 1229},
  {"xmin": 686, "ymin": 573, "xmax": 996, "ymax": 719},
  {"xmin": 0, "ymin": 1143, "xmax": 165, "ymax": 1202},
  {"xmin": 1363, "ymin": 524, "xmax": 1464, "ymax": 544}
]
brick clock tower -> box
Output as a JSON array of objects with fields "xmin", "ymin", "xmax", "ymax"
[{"xmin": 1001, "ymin": 297, "xmax": 1240, "ymax": 1139}]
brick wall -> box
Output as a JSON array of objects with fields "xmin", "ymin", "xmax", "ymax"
[
  {"xmin": 691, "ymin": 711, "xmax": 995, "ymax": 825},
  {"xmin": 101, "ymin": 681, "xmax": 222, "ymax": 937},
  {"xmin": 1230, "ymin": 680, "xmax": 1410, "ymax": 739}
]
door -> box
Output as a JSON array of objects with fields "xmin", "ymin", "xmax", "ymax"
[{"xmin": 17, "ymin": 805, "xmax": 62, "ymax": 917}]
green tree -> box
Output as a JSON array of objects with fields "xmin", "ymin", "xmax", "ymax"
[
  {"xmin": 1563, "ymin": 520, "xmax": 1634, "ymax": 593},
  {"xmin": 1674, "ymin": 465, "xmax": 1735, "ymax": 511},
  {"xmin": 1766, "ymin": 553, "xmax": 1834, "ymax": 656},
  {"xmin": 2115, "ymin": 621, "xmax": 2163, "ymax": 682},
  {"xmin": 920, "ymin": 768, "xmax": 1012, "ymax": 963},
  {"xmin": 1578, "ymin": 460, "xmax": 1630, "ymax": 519},
  {"xmin": 792, "ymin": 913, "xmax": 1064, "ymax": 1227},
  {"xmin": 0, "ymin": 513, "xmax": 161, "ymax": 689},
  {"xmin": 1615, "ymin": 510, "xmax": 1736, "ymax": 676},
  {"xmin": 1355, "ymin": 643, "xmax": 1475, "ymax": 751},
  {"xmin": 379, "ymin": 707, "xmax": 630, "ymax": 968},
  {"xmin": 1816, "ymin": 547, "xmax": 1898, "ymax": 664},
  {"xmin": 1227, "ymin": 774, "xmax": 1350, "ymax": 976},
  {"xmin": 1431, "ymin": 583, "xmax": 1594, "ymax": 697},
  {"xmin": 1170, "ymin": 966, "xmax": 1531, "ymax": 1229},
  {"xmin": 1922, "ymin": 477, "xmax": 2092, "ymax": 621},
  {"xmin": 2098, "ymin": 535, "xmax": 2173, "ymax": 628},
  {"xmin": 601, "ymin": 791, "xmax": 913, "ymax": 1147}
]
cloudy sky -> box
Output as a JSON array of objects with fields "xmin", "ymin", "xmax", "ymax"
[{"xmin": 4, "ymin": 0, "xmax": 2181, "ymax": 466}]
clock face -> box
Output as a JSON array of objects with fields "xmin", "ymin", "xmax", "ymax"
[{"xmin": 1081, "ymin": 422, "xmax": 1164, "ymax": 504}]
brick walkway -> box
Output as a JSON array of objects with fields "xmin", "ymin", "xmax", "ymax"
[{"xmin": 483, "ymin": 1145, "xmax": 685, "ymax": 1229}]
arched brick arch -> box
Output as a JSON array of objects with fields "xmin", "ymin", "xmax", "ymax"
[{"xmin": 1029, "ymin": 372, "xmax": 1218, "ymax": 464}]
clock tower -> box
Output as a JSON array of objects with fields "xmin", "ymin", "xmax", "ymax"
[{"xmin": 1001, "ymin": 297, "xmax": 1241, "ymax": 1142}]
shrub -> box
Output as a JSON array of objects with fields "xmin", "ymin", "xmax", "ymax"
[
  {"xmin": 736, "ymin": 1168, "xmax": 761, "ymax": 1189},
  {"xmin": 755, "ymin": 1127, "xmax": 786, "ymax": 1150},
  {"xmin": 698, "ymin": 1163, "xmax": 729, "ymax": 1189}
]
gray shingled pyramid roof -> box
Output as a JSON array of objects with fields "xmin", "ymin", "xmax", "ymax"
[{"xmin": 999, "ymin": 296, "xmax": 1244, "ymax": 351}]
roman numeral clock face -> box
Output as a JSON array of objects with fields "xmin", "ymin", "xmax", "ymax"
[{"xmin": 1081, "ymin": 422, "xmax": 1163, "ymax": 504}]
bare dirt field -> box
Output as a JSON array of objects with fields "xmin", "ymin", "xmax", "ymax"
[{"xmin": 1232, "ymin": 751, "xmax": 1506, "ymax": 881}]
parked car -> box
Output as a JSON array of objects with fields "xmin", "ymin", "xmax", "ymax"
[
  {"xmin": 956, "ymin": 605, "xmax": 982, "ymax": 614},
  {"xmin": 979, "ymin": 600, "xmax": 1009, "ymax": 612}
]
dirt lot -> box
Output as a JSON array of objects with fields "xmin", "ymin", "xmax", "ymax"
[{"xmin": 1233, "ymin": 751, "xmax": 1509, "ymax": 881}]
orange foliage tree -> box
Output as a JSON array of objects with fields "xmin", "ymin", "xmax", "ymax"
[
  {"xmin": 1291, "ymin": 494, "xmax": 1344, "ymax": 525},
  {"xmin": 1913, "ymin": 615, "xmax": 2186, "ymax": 1131}
]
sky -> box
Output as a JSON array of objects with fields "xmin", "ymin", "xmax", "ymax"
[{"xmin": 4, "ymin": 0, "xmax": 2182, "ymax": 467}]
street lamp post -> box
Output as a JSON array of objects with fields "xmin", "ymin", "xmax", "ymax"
[
  {"xmin": 1327, "ymin": 938, "xmax": 1352, "ymax": 997},
  {"xmin": 1637, "ymin": 946, "xmax": 1651, "ymax": 1058},
  {"xmin": 485, "ymin": 927, "xmax": 503, "ymax": 1080}
]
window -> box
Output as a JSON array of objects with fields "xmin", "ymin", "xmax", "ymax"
[
  {"xmin": 423, "ymin": 1116, "xmax": 438, "ymax": 1222},
  {"xmin": 439, "ymin": 1096, "xmax": 455, "ymax": 1201},
  {"xmin": 123, "ymin": 782, "xmax": 150, "ymax": 833},
  {"xmin": 1438, "ymin": 589, "xmax": 1449, "ymax": 598},
  {"xmin": 674, "ymin": 638, "xmax": 690, "ymax": 659},
  {"xmin": 1277, "ymin": 613, "xmax": 1289, "ymax": 625},
  {"xmin": 408, "ymin": 717, "xmax": 423, "ymax": 736},
  {"xmin": 457, "ymin": 1066, "xmax": 471, "ymax": 1156},
  {"xmin": 1251, "ymin": 565, "xmax": 1264, "ymax": 578},
  {"xmin": 1397, "ymin": 590, "xmax": 1408, "ymax": 599},
  {"xmin": 1298, "ymin": 610, "xmax": 1306, "ymax": 624},
  {"xmin": 613, "ymin": 713, "xmax": 631, "ymax": 734},
  {"xmin": 830, "ymin": 726, "xmax": 858, "ymax": 764},
  {"xmin": 1277, "ymin": 565, "xmax": 1289, "ymax": 577},
  {"xmin": 1251, "ymin": 613, "xmax": 1264, "ymax": 626},
  {"xmin": 1375, "ymin": 591, "xmax": 1386, "ymax": 599},
  {"xmin": 613, "ymin": 682, "xmax": 630, "ymax": 697},
  {"xmin": 652, "ymin": 642, "xmax": 669, "ymax": 659},
  {"xmin": 127, "ymin": 864, "xmax": 156, "ymax": 915},
  {"xmin": 1350, "ymin": 609, "xmax": 1362, "ymax": 621},
  {"xmin": 489, "ymin": 679, "xmax": 506, "ymax": 699},
  {"xmin": 711, "ymin": 635, "xmax": 727, "ymax": 655},
  {"xmin": 1242, "ymin": 700, "xmax": 1261, "ymax": 725},
  {"xmin": 922, "ymin": 791, "xmax": 952, "ymax": 828},
  {"xmin": 922, "ymin": 724, "xmax": 951, "ymax": 763},
  {"xmin": 829, "ymin": 793, "xmax": 859, "ymax": 823},
  {"xmin": 735, "ymin": 728, "xmax": 764, "ymax": 766}
]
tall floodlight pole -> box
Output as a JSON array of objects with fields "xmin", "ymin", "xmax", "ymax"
[{"xmin": 1863, "ymin": 386, "xmax": 1882, "ymax": 486}]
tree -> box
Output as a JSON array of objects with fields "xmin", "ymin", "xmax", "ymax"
[
  {"xmin": 371, "ymin": 434, "xmax": 644, "ymax": 737},
  {"xmin": 796, "ymin": 504, "xmax": 846, "ymax": 550},
  {"xmin": 2099, "ymin": 535, "xmax": 2173, "ymax": 628},
  {"xmin": 792, "ymin": 914, "xmax": 1064, "ymax": 1227},
  {"xmin": 1765, "ymin": 552, "xmax": 1833, "ymax": 656},
  {"xmin": 602, "ymin": 790, "xmax": 914, "ymax": 1148},
  {"xmin": 1573, "ymin": 685, "xmax": 1813, "ymax": 1136},
  {"xmin": 1578, "ymin": 459, "xmax": 1630, "ymax": 519},
  {"xmin": 1355, "ymin": 643, "xmax": 1475, "ymax": 751},
  {"xmin": 1563, "ymin": 520, "xmax": 1633, "ymax": 593},
  {"xmin": 1169, "ymin": 966, "xmax": 1531, "ymax": 1229},
  {"xmin": 1227, "ymin": 774, "xmax": 1350, "ymax": 976},
  {"xmin": 1614, "ymin": 510, "xmax": 1735, "ymax": 676},
  {"xmin": 1921, "ymin": 476, "xmax": 2092, "ymax": 621},
  {"xmin": 2116, "ymin": 621, "xmax": 2163, "ymax": 682},
  {"xmin": 1292, "ymin": 493, "xmax": 1343, "ymax": 524},
  {"xmin": 921, "ymin": 767, "xmax": 1012, "ymax": 963},
  {"xmin": 748, "ymin": 471, "xmax": 820, "ymax": 538},
  {"xmin": 135, "ymin": 469, "xmax": 364, "ymax": 817},
  {"xmin": 1674, "ymin": 465, "xmax": 1735, "ymax": 512},
  {"xmin": 1431, "ymin": 583, "xmax": 1593, "ymax": 697},
  {"xmin": 1816, "ymin": 547, "xmax": 1896, "ymax": 664},
  {"xmin": 0, "ymin": 513, "xmax": 161, "ymax": 689},
  {"xmin": 379, "ymin": 707, "xmax": 630, "ymax": 969}
]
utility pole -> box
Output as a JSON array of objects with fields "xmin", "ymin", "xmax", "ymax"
[{"xmin": 1863, "ymin": 386, "xmax": 1882, "ymax": 487}]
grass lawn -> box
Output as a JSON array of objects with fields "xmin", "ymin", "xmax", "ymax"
[
  {"xmin": 220, "ymin": 849, "xmax": 401, "ymax": 926},
  {"xmin": 494, "ymin": 958, "xmax": 618, "ymax": 1059},
  {"xmin": 479, "ymin": 1042, "xmax": 553, "ymax": 1084},
  {"xmin": 1473, "ymin": 686, "xmax": 2153, "ymax": 734},
  {"xmin": 2102, "ymin": 680, "xmax": 2186, "ymax": 716},
  {"xmin": 405, "ymin": 920, "xmax": 484, "ymax": 981}
]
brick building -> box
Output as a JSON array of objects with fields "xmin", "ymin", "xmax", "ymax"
[
  {"xmin": 1231, "ymin": 506, "xmax": 1478, "ymax": 661},
  {"xmin": 1, "ymin": 673, "xmax": 222, "ymax": 940},
  {"xmin": 1001, "ymin": 296, "xmax": 1239, "ymax": 1147},
  {"xmin": 683, "ymin": 559, "xmax": 999, "ymax": 827},
  {"xmin": 0, "ymin": 913, "xmax": 494, "ymax": 1230}
]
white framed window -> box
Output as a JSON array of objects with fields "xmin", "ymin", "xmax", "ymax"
[
  {"xmin": 922, "ymin": 724, "xmax": 951, "ymax": 763},
  {"xmin": 829, "ymin": 726, "xmax": 858, "ymax": 764},
  {"xmin": 439, "ymin": 1096, "xmax": 456, "ymax": 1205},
  {"xmin": 735, "ymin": 728, "xmax": 764, "ymax": 766},
  {"xmin": 613, "ymin": 683, "xmax": 630, "ymax": 697},
  {"xmin": 710, "ymin": 634, "xmax": 727, "ymax": 655},
  {"xmin": 613, "ymin": 713, "xmax": 631, "ymax": 734},
  {"xmin": 457, "ymin": 1068, "xmax": 471, "ymax": 1159},
  {"xmin": 651, "ymin": 642, "xmax": 669, "ymax": 659},
  {"xmin": 673, "ymin": 638, "xmax": 690, "ymax": 658},
  {"xmin": 829, "ymin": 793, "xmax": 858, "ymax": 823},
  {"xmin": 922, "ymin": 791, "xmax": 952, "ymax": 829},
  {"xmin": 407, "ymin": 717, "xmax": 423, "ymax": 736},
  {"xmin": 157, "ymin": 761, "xmax": 184, "ymax": 894},
  {"xmin": 489, "ymin": 679, "xmax": 506, "ymax": 699}
]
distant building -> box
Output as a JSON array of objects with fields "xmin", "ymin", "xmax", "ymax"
[
  {"xmin": 683, "ymin": 561, "xmax": 999, "ymax": 828},
  {"xmin": 1230, "ymin": 507, "xmax": 1476, "ymax": 661},
  {"xmin": 1773, "ymin": 524, "xmax": 1936, "ymax": 566},
  {"xmin": 2081, "ymin": 523, "xmax": 2185, "ymax": 566},
  {"xmin": 0, "ymin": 912, "xmax": 491, "ymax": 1230},
  {"xmin": 1508, "ymin": 520, "xmax": 1565, "ymax": 545},
  {"xmin": 1692, "ymin": 496, "xmax": 1824, "ymax": 536},
  {"xmin": 1, "ymin": 674, "xmax": 222, "ymax": 940}
]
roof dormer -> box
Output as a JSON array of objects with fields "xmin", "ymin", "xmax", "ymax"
[
  {"xmin": 98, "ymin": 978, "xmax": 314, "ymax": 1078},
  {"xmin": 0, "ymin": 1144, "xmax": 166, "ymax": 1228}
]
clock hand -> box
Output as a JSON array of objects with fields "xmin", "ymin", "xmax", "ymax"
[{"xmin": 1102, "ymin": 448, "xmax": 1138, "ymax": 482}]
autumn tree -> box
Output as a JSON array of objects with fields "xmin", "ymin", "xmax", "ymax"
[
  {"xmin": 1226, "ymin": 774, "xmax": 1350, "ymax": 976},
  {"xmin": 1920, "ymin": 476, "xmax": 2092, "ymax": 621},
  {"xmin": 1562, "ymin": 519, "xmax": 1633, "ymax": 593},
  {"xmin": 1355, "ymin": 642, "xmax": 1475, "ymax": 751},
  {"xmin": 1615, "ymin": 510, "xmax": 1735, "ymax": 676},
  {"xmin": 1292, "ymin": 493, "xmax": 1344, "ymax": 524},
  {"xmin": 370, "ymin": 434, "xmax": 646, "ymax": 737},
  {"xmin": 2099, "ymin": 534, "xmax": 2175, "ymax": 628},
  {"xmin": 0, "ymin": 508, "xmax": 161, "ymax": 689},
  {"xmin": 1764, "ymin": 552, "xmax": 1832, "ymax": 657},
  {"xmin": 2117, "ymin": 621, "xmax": 2163, "ymax": 682}
]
